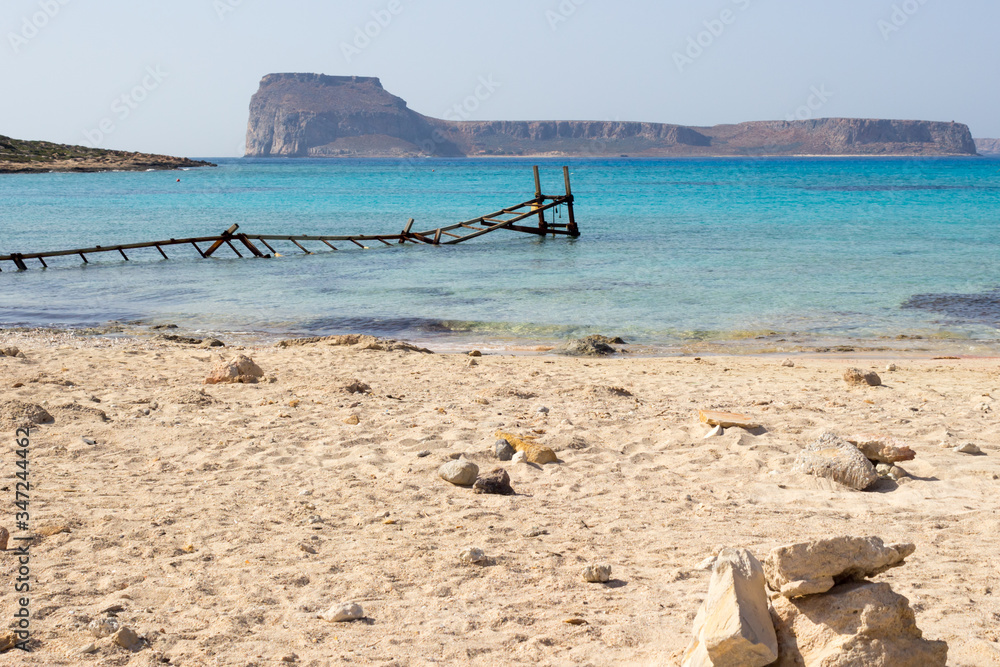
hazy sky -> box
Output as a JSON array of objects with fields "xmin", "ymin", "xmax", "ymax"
[{"xmin": 2, "ymin": 0, "xmax": 997, "ymax": 157}]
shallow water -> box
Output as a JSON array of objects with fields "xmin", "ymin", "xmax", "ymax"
[{"xmin": 2, "ymin": 157, "xmax": 1000, "ymax": 350}]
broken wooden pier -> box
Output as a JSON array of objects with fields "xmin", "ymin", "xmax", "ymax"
[{"xmin": 0, "ymin": 166, "xmax": 579, "ymax": 271}]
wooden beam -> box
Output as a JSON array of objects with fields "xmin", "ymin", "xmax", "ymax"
[
  {"xmin": 256, "ymin": 237, "xmax": 277, "ymax": 254},
  {"xmin": 289, "ymin": 239, "xmax": 311, "ymax": 254},
  {"xmin": 204, "ymin": 223, "xmax": 239, "ymax": 257},
  {"xmin": 79, "ymin": 252, "xmax": 88, "ymax": 264},
  {"xmin": 236, "ymin": 234, "xmax": 266, "ymax": 258},
  {"xmin": 191, "ymin": 242, "xmax": 206, "ymax": 258},
  {"xmin": 38, "ymin": 256, "xmax": 47, "ymax": 268},
  {"xmin": 433, "ymin": 228, "xmax": 442, "ymax": 245},
  {"xmin": 321, "ymin": 239, "xmax": 338, "ymax": 251},
  {"xmin": 118, "ymin": 248, "xmax": 129, "ymax": 261},
  {"xmin": 155, "ymin": 244, "xmax": 168, "ymax": 259},
  {"xmin": 225, "ymin": 240, "xmax": 243, "ymax": 258},
  {"xmin": 399, "ymin": 218, "xmax": 414, "ymax": 244}
]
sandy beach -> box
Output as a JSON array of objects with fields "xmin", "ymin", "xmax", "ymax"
[{"xmin": 1, "ymin": 329, "xmax": 999, "ymax": 666}]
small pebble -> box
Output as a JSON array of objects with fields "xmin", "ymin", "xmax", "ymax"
[
  {"xmin": 298, "ymin": 489, "xmax": 313, "ymax": 496},
  {"xmin": 695, "ymin": 556, "xmax": 716, "ymax": 571},
  {"xmin": 955, "ymin": 443, "xmax": 983, "ymax": 455},
  {"xmin": 536, "ymin": 406, "xmax": 550, "ymax": 414},
  {"xmin": 511, "ymin": 451, "xmax": 527, "ymax": 464},
  {"xmin": 459, "ymin": 546, "xmax": 487, "ymax": 564},
  {"xmin": 281, "ymin": 654, "xmax": 298, "ymax": 663},
  {"xmin": 468, "ymin": 350, "xmax": 482, "ymax": 357},
  {"xmin": 703, "ymin": 425, "xmax": 724, "ymax": 439},
  {"xmin": 112, "ymin": 626, "xmax": 142, "ymax": 651},
  {"xmin": 417, "ymin": 450, "xmax": 431, "ymax": 458},
  {"xmin": 582, "ymin": 564, "xmax": 612, "ymax": 583},
  {"xmin": 81, "ymin": 437, "xmax": 97, "ymax": 445},
  {"xmin": 88, "ymin": 617, "xmax": 120, "ymax": 638},
  {"xmin": 321, "ymin": 603, "xmax": 364, "ymax": 623},
  {"xmin": 79, "ymin": 643, "xmax": 98, "ymax": 654},
  {"xmin": 781, "ymin": 359, "xmax": 795, "ymax": 367},
  {"xmin": 473, "ymin": 468, "xmax": 515, "ymax": 495},
  {"xmin": 300, "ymin": 544, "xmax": 317, "ymax": 554},
  {"xmin": 886, "ymin": 363, "xmax": 898, "ymax": 372},
  {"xmin": 467, "ymin": 359, "xmax": 479, "ymax": 367},
  {"xmin": 343, "ymin": 415, "xmax": 360, "ymax": 425}
]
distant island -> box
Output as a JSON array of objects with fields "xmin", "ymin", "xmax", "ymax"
[
  {"xmin": 975, "ymin": 138, "xmax": 1000, "ymax": 155},
  {"xmin": 245, "ymin": 73, "xmax": 978, "ymax": 159},
  {"xmin": 0, "ymin": 135, "xmax": 215, "ymax": 174}
]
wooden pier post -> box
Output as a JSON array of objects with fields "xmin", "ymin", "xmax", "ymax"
[
  {"xmin": 399, "ymin": 218, "xmax": 415, "ymax": 244},
  {"xmin": 563, "ymin": 166, "xmax": 579, "ymax": 237},
  {"xmin": 533, "ymin": 165, "xmax": 548, "ymax": 234},
  {"xmin": 12, "ymin": 254, "xmax": 28, "ymax": 271},
  {"xmin": 204, "ymin": 224, "xmax": 239, "ymax": 257}
]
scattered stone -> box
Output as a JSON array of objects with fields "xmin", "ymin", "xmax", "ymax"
[
  {"xmin": 473, "ymin": 468, "xmax": 515, "ymax": 495},
  {"xmin": 150, "ymin": 324, "xmax": 178, "ymax": 330},
  {"xmin": 468, "ymin": 350, "xmax": 482, "ymax": 357},
  {"xmin": 523, "ymin": 526, "xmax": 548, "ymax": 537},
  {"xmin": 682, "ymin": 548, "xmax": 778, "ymax": 667},
  {"xmin": 536, "ymin": 406, "xmax": 549, "ymax": 414},
  {"xmin": 343, "ymin": 415, "xmax": 360, "ymax": 425},
  {"xmin": 564, "ymin": 618, "xmax": 589, "ymax": 626},
  {"xmin": 695, "ymin": 555, "xmax": 717, "ymax": 571},
  {"xmin": 781, "ymin": 359, "xmax": 795, "ymax": 367},
  {"xmin": 845, "ymin": 434, "xmax": 916, "ymax": 464},
  {"xmin": 770, "ymin": 582, "xmax": 948, "ymax": 666},
  {"xmin": 281, "ymin": 654, "xmax": 298, "ymax": 663},
  {"xmin": 81, "ymin": 436, "xmax": 97, "ymax": 445},
  {"xmin": 467, "ymin": 358, "xmax": 478, "ymax": 367},
  {"xmin": 582, "ymin": 564, "xmax": 612, "ymax": 583},
  {"xmin": 843, "ymin": 367, "xmax": 881, "ymax": 387},
  {"xmin": 459, "ymin": 546, "xmax": 487, "ymax": 564},
  {"xmin": 277, "ymin": 334, "xmax": 432, "ymax": 353},
  {"xmin": 555, "ymin": 335, "xmax": 619, "ymax": 357},
  {"xmin": 0, "ymin": 631, "xmax": 16, "ymax": 652},
  {"xmin": 511, "ymin": 451, "xmax": 527, "ymax": 464},
  {"xmin": 438, "ymin": 460, "xmax": 479, "ymax": 486},
  {"xmin": 321, "ymin": 603, "xmax": 364, "ymax": 623},
  {"xmin": 88, "ymin": 616, "xmax": 121, "ymax": 638},
  {"xmin": 0, "ymin": 527, "xmax": 8, "ymax": 551},
  {"xmin": 764, "ymin": 535, "xmax": 916, "ymax": 598},
  {"xmin": 204, "ymin": 354, "xmax": 264, "ymax": 385},
  {"xmin": 78, "ymin": 642, "xmax": 98, "ymax": 654},
  {"xmin": 0, "ymin": 400, "xmax": 54, "ymax": 426},
  {"xmin": 0, "ymin": 346, "xmax": 25, "ymax": 358},
  {"xmin": 793, "ymin": 432, "xmax": 879, "ymax": 491},
  {"xmin": 37, "ymin": 524, "xmax": 70, "ymax": 537},
  {"xmin": 494, "ymin": 430, "xmax": 558, "ymax": 464},
  {"xmin": 703, "ymin": 425, "xmax": 725, "ymax": 439},
  {"xmin": 698, "ymin": 410, "xmax": 759, "ymax": 429},
  {"xmin": 955, "ymin": 443, "xmax": 983, "ymax": 455},
  {"xmin": 493, "ymin": 439, "xmax": 516, "ymax": 461},
  {"xmin": 417, "ymin": 450, "xmax": 431, "ymax": 458},
  {"xmin": 299, "ymin": 544, "xmax": 317, "ymax": 554},
  {"xmin": 886, "ymin": 363, "xmax": 898, "ymax": 372},
  {"xmin": 112, "ymin": 626, "xmax": 142, "ymax": 651},
  {"xmin": 342, "ymin": 379, "xmax": 371, "ymax": 394},
  {"xmin": 159, "ymin": 333, "xmax": 204, "ymax": 345}
]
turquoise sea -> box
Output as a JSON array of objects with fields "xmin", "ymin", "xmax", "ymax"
[{"xmin": 2, "ymin": 157, "xmax": 1000, "ymax": 353}]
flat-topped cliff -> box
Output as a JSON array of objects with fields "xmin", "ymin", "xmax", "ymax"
[{"xmin": 245, "ymin": 74, "xmax": 978, "ymax": 158}]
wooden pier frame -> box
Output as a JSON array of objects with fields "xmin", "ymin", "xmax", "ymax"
[{"xmin": 0, "ymin": 166, "xmax": 579, "ymax": 271}]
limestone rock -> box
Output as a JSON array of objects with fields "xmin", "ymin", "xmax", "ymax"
[
  {"xmin": 88, "ymin": 617, "xmax": 120, "ymax": 638},
  {"xmin": 342, "ymin": 379, "xmax": 371, "ymax": 394},
  {"xmin": 556, "ymin": 335, "xmax": 617, "ymax": 357},
  {"xmin": 793, "ymin": 433, "xmax": 878, "ymax": 491},
  {"xmin": 843, "ymin": 367, "xmax": 881, "ymax": 387},
  {"xmin": 511, "ymin": 451, "xmax": 527, "ymax": 464},
  {"xmin": 277, "ymin": 333, "xmax": 431, "ymax": 353},
  {"xmin": 493, "ymin": 439, "xmax": 516, "ymax": 461},
  {"xmin": 472, "ymin": 467, "xmax": 515, "ymax": 495},
  {"xmin": 682, "ymin": 548, "xmax": 778, "ymax": 667},
  {"xmin": 0, "ymin": 526, "xmax": 8, "ymax": 551},
  {"xmin": 770, "ymin": 582, "xmax": 947, "ymax": 666},
  {"xmin": 582, "ymin": 564, "xmax": 612, "ymax": 583},
  {"xmin": 845, "ymin": 434, "xmax": 916, "ymax": 464},
  {"xmin": 0, "ymin": 346, "xmax": 24, "ymax": 358},
  {"xmin": 764, "ymin": 536, "xmax": 916, "ymax": 598},
  {"xmin": 494, "ymin": 430, "xmax": 558, "ymax": 464},
  {"xmin": 955, "ymin": 442, "xmax": 983, "ymax": 455},
  {"xmin": 112, "ymin": 626, "xmax": 142, "ymax": 651},
  {"xmin": 699, "ymin": 410, "xmax": 759, "ymax": 429},
  {"xmin": 459, "ymin": 547, "xmax": 487, "ymax": 564},
  {"xmin": 321, "ymin": 602, "xmax": 364, "ymax": 622},
  {"xmin": 438, "ymin": 460, "xmax": 479, "ymax": 486},
  {"xmin": 204, "ymin": 354, "xmax": 264, "ymax": 384},
  {"xmin": 781, "ymin": 359, "xmax": 795, "ymax": 367}
]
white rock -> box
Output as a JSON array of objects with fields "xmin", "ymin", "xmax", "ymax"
[
  {"xmin": 704, "ymin": 425, "xmax": 725, "ymax": 439},
  {"xmin": 511, "ymin": 451, "xmax": 527, "ymax": 464},
  {"xmin": 438, "ymin": 460, "xmax": 479, "ymax": 486},
  {"xmin": 459, "ymin": 547, "xmax": 487, "ymax": 564},
  {"xmin": 79, "ymin": 643, "xmax": 98, "ymax": 654},
  {"xmin": 886, "ymin": 363, "xmax": 898, "ymax": 372},
  {"xmin": 955, "ymin": 443, "xmax": 983, "ymax": 455},
  {"xmin": 696, "ymin": 556, "xmax": 717, "ymax": 571},
  {"xmin": 582, "ymin": 564, "xmax": 612, "ymax": 583},
  {"xmin": 88, "ymin": 617, "xmax": 120, "ymax": 638},
  {"xmin": 781, "ymin": 359, "xmax": 795, "ymax": 368},
  {"xmin": 321, "ymin": 602, "xmax": 364, "ymax": 623},
  {"xmin": 536, "ymin": 406, "xmax": 550, "ymax": 414}
]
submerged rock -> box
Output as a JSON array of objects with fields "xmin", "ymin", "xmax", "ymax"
[{"xmin": 555, "ymin": 335, "xmax": 619, "ymax": 356}]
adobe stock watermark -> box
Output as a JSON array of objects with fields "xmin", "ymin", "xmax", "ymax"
[
  {"xmin": 877, "ymin": 0, "xmax": 930, "ymax": 41},
  {"xmin": 546, "ymin": 0, "xmax": 587, "ymax": 32},
  {"xmin": 81, "ymin": 66, "xmax": 168, "ymax": 148},
  {"xmin": 786, "ymin": 85, "xmax": 834, "ymax": 122},
  {"xmin": 340, "ymin": 0, "xmax": 403, "ymax": 63},
  {"xmin": 673, "ymin": 0, "xmax": 752, "ymax": 74},
  {"xmin": 441, "ymin": 75, "xmax": 501, "ymax": 121},
  {"xmin": 7, "ymin": 0, "xmax": 72, "ymax": 55},
  {"xmin": 213, "ymin": 0, "xmax": 246, "ymax": 21}
]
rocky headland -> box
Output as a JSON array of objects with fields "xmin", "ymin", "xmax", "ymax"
[
  {"xmin": 0, "ymin": 135, "xmax": 215, "ymax": 174},
  {"xmin": 975, "ymin": 138, "xmax": 1000, "ymax": 155},
  {"xmin": 245, "ymin": 73, "xmax": 978, "ymax": 158}
]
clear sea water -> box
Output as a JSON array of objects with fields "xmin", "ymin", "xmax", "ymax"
[{"xmin": 2, "ymin": 157, "xmax": 1000, "ymax": 353}]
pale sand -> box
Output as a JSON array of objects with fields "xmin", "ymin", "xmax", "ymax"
[{"xmin": 1, "ymin": 331, "xmax": 999, "ymax": 666}]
